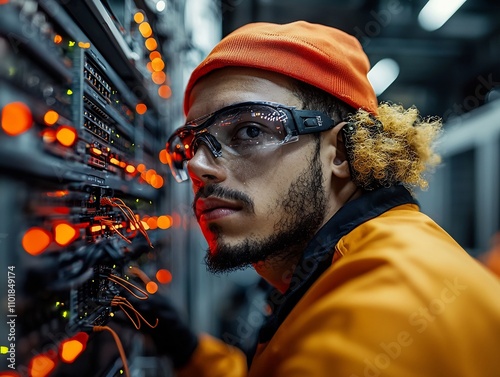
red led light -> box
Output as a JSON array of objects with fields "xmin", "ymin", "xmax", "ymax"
[
  {"xmin": 22, "ymin": 227, "xmax": 52, "ymax": 256},
  {"xmin": 156, "ymin": 269, "xmax": 172, "ymax": 284},
  {"xmin": 149, "ymin": 51, "xmax": 161, "ymax": 60},
  {"xmin": 136, "ymin": 104, "xmax": 147, "ymax": 115}
]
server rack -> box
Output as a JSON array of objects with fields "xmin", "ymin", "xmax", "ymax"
[{"xmin": 0, "ymin": 0, "xmax": 184, "ymax": 375}]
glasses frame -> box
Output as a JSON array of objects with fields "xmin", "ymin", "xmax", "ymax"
[{"xmin": 166, "ymin": 101, "xmax": 339, "ymax": 182}]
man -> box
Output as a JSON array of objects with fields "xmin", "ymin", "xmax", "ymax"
[{"xmin": 142, "ymin": 21, "xmax": 500, "ymax": 376}]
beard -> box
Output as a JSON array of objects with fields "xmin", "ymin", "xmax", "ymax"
[{"xmin": 195, "ymin": 140, "xmax": 327, "ymax": 274}]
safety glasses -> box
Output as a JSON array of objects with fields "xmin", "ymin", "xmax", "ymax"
[{"xmin": 166, "ymin": 101, "xmax": 338, "ymax": 182}]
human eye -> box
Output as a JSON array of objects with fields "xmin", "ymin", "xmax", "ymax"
[{"xmin": 233, "ymin": 124, "xmax": 264, "ymax": 141}]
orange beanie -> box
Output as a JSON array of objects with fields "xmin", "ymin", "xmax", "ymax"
[{"xmin": 184, "ymin": 21, "xmax": 378, "ymax": 115}]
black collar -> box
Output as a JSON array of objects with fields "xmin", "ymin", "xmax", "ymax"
[{"xmin": 257, "ymin": 185, "xmax": 418, "ymax": 344}]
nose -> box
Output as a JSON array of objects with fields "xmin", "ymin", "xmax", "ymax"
[{"xmin": 187, "ymin": 144, "xmax": 227, "ymax": 188}]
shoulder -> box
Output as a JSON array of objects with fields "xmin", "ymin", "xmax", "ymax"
[{"xmin": 265, "ymin": 204, "xmax": 500, "ymax": 376}]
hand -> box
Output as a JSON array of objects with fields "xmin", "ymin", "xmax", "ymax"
[{"xmin": 118, "ymin": 289, "xmax": 199, "ymax": 368}]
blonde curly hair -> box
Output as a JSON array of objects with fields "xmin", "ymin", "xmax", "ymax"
[{"xmin": 345, "ymin": 102, "xmax": 442, "ymax": 191}]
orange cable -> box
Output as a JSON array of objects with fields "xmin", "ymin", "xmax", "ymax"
[
  {"xmin": 107, "ymin": 276, "xmax": 148, "ymax": 300},
  {"xmin": 100, "ymin": 197, "xmax": 153, "ymax": 248},
  {"xmin": 128, "ymin": 266, "xmax": 151, "ymax": 286},
  {"xmin": 111, "ymin": 296, "xmax": 158, "ymax": 329},
  {"xmin": 101, "ymin": 219, "xmax": 132, "ymax": 244},
  {"xmin": 93, "ymin": 325, "xmax": 130, "ymax": 377}
]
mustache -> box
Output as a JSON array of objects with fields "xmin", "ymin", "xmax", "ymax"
[{"xmin": 192, "ymin": 184, "xmax": 254, "ymax": 215}]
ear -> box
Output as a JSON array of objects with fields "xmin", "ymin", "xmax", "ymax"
[{"xmin": 323, "ymin": 122, "xmax": 351, "ymax": 179}]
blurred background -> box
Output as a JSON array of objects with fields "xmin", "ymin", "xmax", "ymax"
[{"xmin": 0, "ymin": 0, "xmax": 498, "ymax": 376}]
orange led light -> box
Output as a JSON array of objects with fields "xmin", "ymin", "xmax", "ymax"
[
  {"xmin": 125, "ymin": 164, "xmax": 136, "ymax": 174},
  {"xmin": 151, "ymin": 174, "xmax": 164, "ymax": 189},
  {"xmin": 158, "ymin": 85, "xmax": 172, "ymax": 99},
  {"xmin": 145, "ymin": 38, "xmax": 157, "ymax": 51},
  {"xmin": 53, "ymin": 34, "xmax": 63, "ymax": 44},
  {"xmin": 157, "ymin": 215, "xmax": 172, "ymax": 230},
  {"xmin": 158, "ymin": 149, "xmax": 168, "ymax": 164},
  {"xmin": 90, "ymin": 225, "xmax": 102, "ymax": 233},
  {"xmin": 149, "ymin": 51, "xmax": 161, "ymax": 60},
  {"xmin": 28, "ymin": 351, "xmax": 57, "ymax": 377},
  {"xmin": 136, "ymin": 103, "xmax": 147, "ymax": 114},
  {"xmin": 138, "ymin": 22, "xmax": 152, "ymax": 38},
  {"xmin": 151, "ymin": 57, "xmax": 165, "ymax": 72},
  {"xmin": 141, "ymin": 220, "xmax": 150, "ymax": 230},
  {"xmin": 145, "ymin": 169, "xmax": 156, "ymax": 183},
  {"xmin": 56, "ymin": 125, "xmax": 77, "ymax": 147},
  {"xmin": 1, "ymin": 102, "xmax": 33, "ymax": 136},
  {"xmin": 41, "ymin": 128, "xmax": 56, "ymax": 143},
  {"xmin": 156, "ymin": 269, "xmax": 172, "ymax": 284},
  {"xmin": 90, "ymin": 147, "xmax": 102, "ymax": 155},
  {"xmin": 59, "ymin": 332, "xmax": 89, "ymax": 363},
  {"xmin": 133, "ymin": 12, "xmax": 144, "ymax": 24},
  {"xmin": 152, "ymin": 71, "xmax": 166, "ymax": 85},
  {"xmin": 119, "ymin": 161, "xmax": 127, "ymax": 168},
  {"xmin": 78, "ymin": 42, "xmax": 91, "ymax": 49},
  {"xmin": 22, "ymin": 227, "xmax": 52, "ymax": 256},
  {"xmin": 146, "ymin": 62, "xmax": 154, "ymax": 73},
  {"xmin": 54, "ymin": 223, "xmax": 78, "ymax": 247},
  {"xmin": 46, "ymin": 190, "xmax": 69, "ymax": 197},
  {"xmin": 146, "ymin": 217, "xmax": 158, "ymax": 230},
  {"xmin": 110, "ymin": 157, "xmax": 120, "ymax": 166},
  {"xmin": 146, "ymin": 281, "xmax": 158, "ymax": 294},
  {"xmin": 43, "ymin": 110, "xmax": 59, "ymax": 126},
  {"xmin": 136, "ymin": 163, "xmax": 146, "ymax": 173}
]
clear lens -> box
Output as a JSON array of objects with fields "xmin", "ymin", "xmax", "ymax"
[
  {"xmin": 208, "ymin": 105, "xmax": 290, "ymax": 155},
  {"xmin": 166, "ymin": 103, "xmax": 299, "ymax": 182}
]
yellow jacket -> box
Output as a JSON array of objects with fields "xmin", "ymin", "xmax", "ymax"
[{"xmin": 178, "ymin": 188, "xmax": 500, "ymax": 377}]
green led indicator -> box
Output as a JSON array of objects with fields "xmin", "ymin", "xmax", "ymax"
[
  {"xmin": 62, "ymin": 310, "xmax": 68, "ymax": 318},
  {"xmin": 67, "ymin": 89, "xmax": 73, "ymax": 95}
]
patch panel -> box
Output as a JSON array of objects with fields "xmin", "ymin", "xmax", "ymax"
[{"xmin": 0, "ymin": 0, "xmax": 171, "ymax": 375}]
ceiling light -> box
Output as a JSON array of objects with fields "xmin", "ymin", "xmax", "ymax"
[
  {"xmin": 368, "ymin": 58, "xmax": 400, "ymax": 96},
  {"xmin": 418, "ymin": 0, "xmax": 467, "ymax": 31},
  {"xmin": 156, "ymin": 1, "xmax": 166, "ymax": 12}
]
